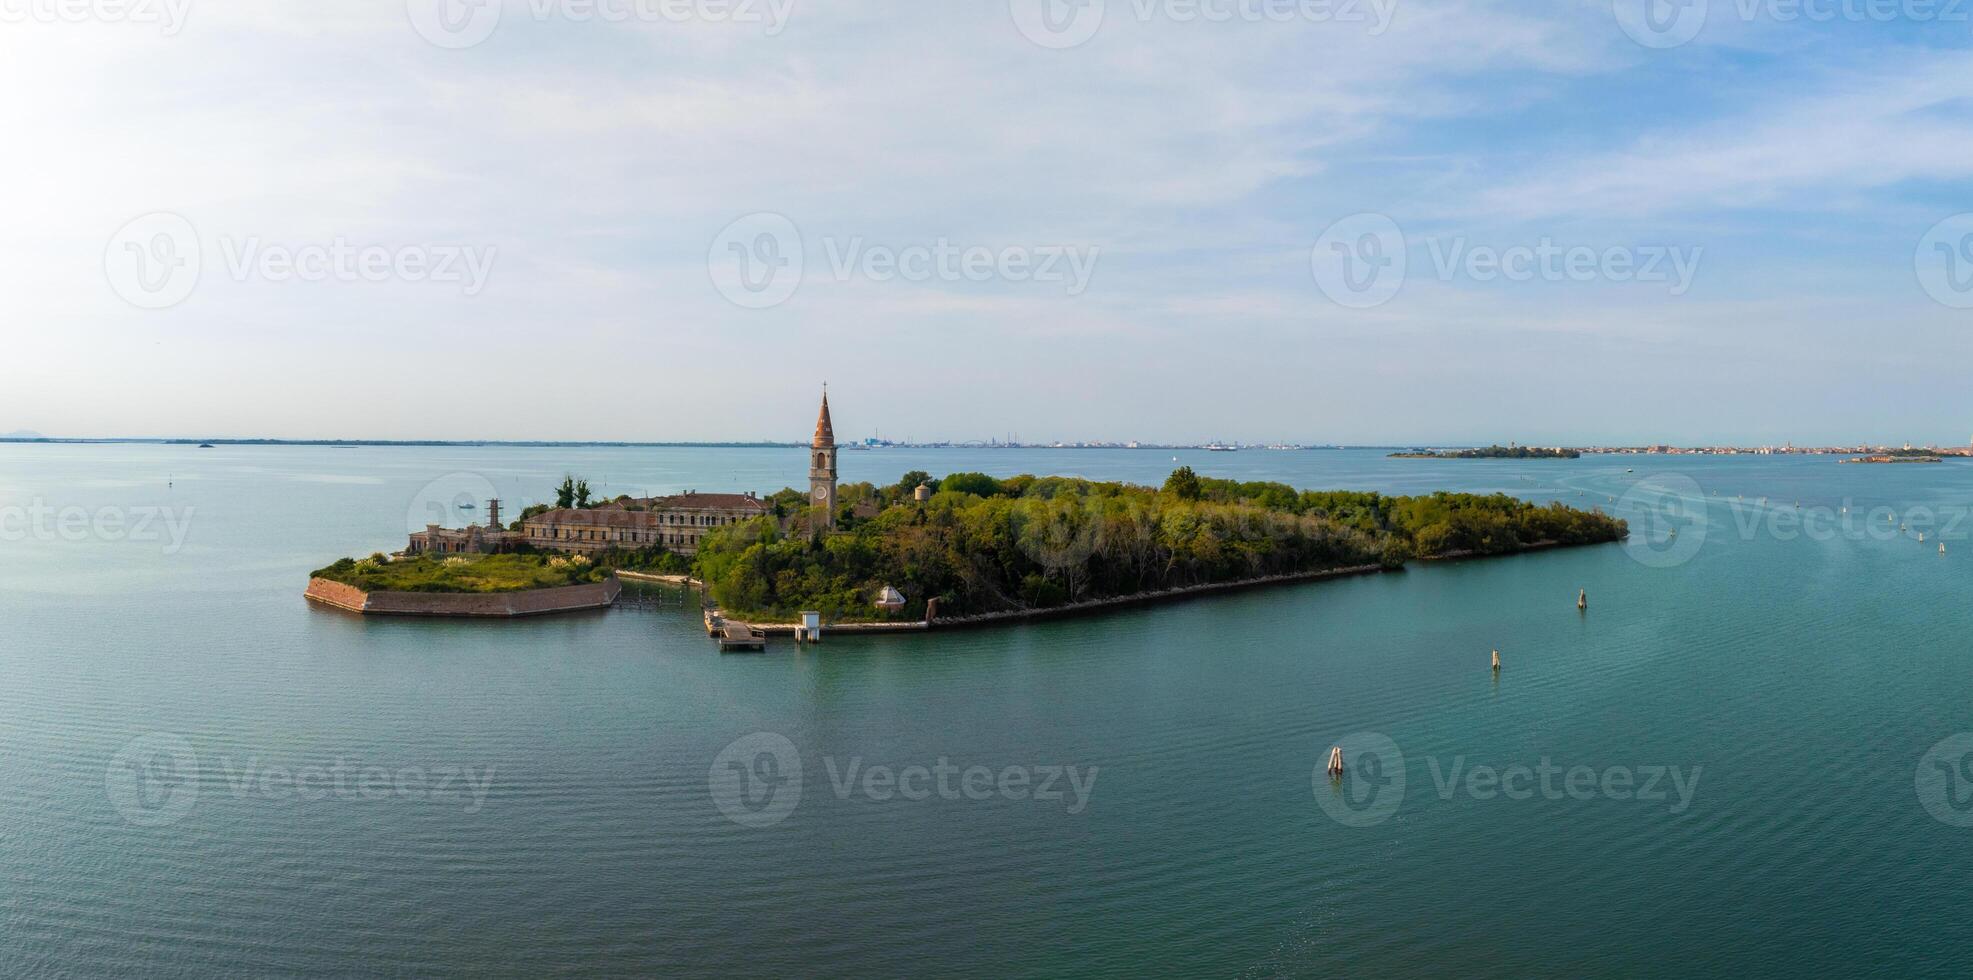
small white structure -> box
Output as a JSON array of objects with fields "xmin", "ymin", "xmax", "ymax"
[
  {"xmin": 875, "ymin": 585, "xmax": 906, "ymax": 614},
  {"xmin": 798, "ymin": 610, "xmax": 822, "ymax": 643}
]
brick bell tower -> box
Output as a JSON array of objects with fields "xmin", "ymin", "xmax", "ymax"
[{"xmin": 809, "ymin": 387, "xmax": 838, "ymax": 529}]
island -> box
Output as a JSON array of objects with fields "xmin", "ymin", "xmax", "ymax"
[
  {"xmin": 1390, "ymin": 444, "xmax": 1581, "ymax": 459},
  {"xmin": 682, "ymin": 466, "xmax": 1625, "ymax": 624},
  {"xmin": 1841, "ymin": 454, "xmax": 1942, "ymax": 464},
  {"xmin": 306, "ymin": 394, "xmax": 1626, "ymax": 627},
  {"xmin": 304, "ymin": 553, "xmax": 621, "ymax": 617}
]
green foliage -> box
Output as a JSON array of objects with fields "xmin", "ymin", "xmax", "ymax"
[
  {"xmin": 592, "ymin": 545, "xmax": 691, "ymax": 574},
  {"xmin": 1164, "ymin": 466, "xmax": 1202, "ymax": 500},
  {"xmin": 892, "ymin": 471, "xmax": 934, "ymax": 497},
  {"xmin": 553, "ymin": 475, "xmax": 596, "ymax": 508},
  {"xmin": 688, "ymin": 472, "xmax": 1626, "ymax": 620},
  {"xmin": 311, "ymin": 553, "xmax": 606, "ymax": 593},
  {"xmin": 937, "ymin": 472, "xmax": 1004, "ymax": 498}
]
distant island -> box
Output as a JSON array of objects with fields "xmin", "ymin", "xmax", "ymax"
[
  {"xmin": 309, "ymin": 467, "xmax": 1627, "ymax": 624},
  {"xmin": 1842, "ymin": 453, "xmax": 1942, "ymax": 464},
  {"xmin": 1391, "ymin": 445, "xmax": 1581, "ymax": 459},
  {"xmin": 306, "ymin": 393, "xmax": 1627, "ymax": 627}
]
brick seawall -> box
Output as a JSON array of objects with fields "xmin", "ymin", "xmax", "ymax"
[{"xmin": 304, "ymin": 577, "xmax": 622, "ymax": 618}]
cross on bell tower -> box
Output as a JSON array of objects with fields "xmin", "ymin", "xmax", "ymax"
[{"xmin": 809, "ymin": 386, "xmax": 838, "ymax": 529}]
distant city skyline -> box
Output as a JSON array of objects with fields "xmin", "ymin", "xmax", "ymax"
[{"xmin": 7, "ymin": 6, "xmax": 1973, "ymax": 444}]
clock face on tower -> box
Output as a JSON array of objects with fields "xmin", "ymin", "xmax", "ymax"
[{"xmin": 813, "ymin": 487, "xmax": 830, "ymax": 501}]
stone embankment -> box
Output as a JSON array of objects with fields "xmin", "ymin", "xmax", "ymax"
[{"xmin": 304, "ymin": 576, "xmax": 622, "ymax": 617}]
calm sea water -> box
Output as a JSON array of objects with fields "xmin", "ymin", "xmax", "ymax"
[{"xmin": 5, "ymin": 444, "xmax": 1973, "ymax": 977}]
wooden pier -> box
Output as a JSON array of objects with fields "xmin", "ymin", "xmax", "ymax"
[{"xmin": 717, "ymin": 622, "xmax": 767, "ymax": 652}]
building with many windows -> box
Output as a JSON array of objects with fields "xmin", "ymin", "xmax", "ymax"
[
  {"xmin": 519, "ymin": 491, "xmax": 768, "ymax": 556},
  {"xmin": 403, "ymin": 390, "xmax": 833, "ymax": 558}
]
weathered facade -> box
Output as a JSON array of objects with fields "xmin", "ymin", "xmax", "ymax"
[
  {"xmin": 520, "ymin": 492, "xmax": 768, "ymax": 555},
  {"xmin": 401, "ymin": 390, "xmax": 834, "ymax": 557},
  {"xmin": 405, "ymin": 500, "xmax": 515, "ymax": 555}
]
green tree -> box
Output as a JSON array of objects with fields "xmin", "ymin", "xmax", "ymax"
[
  {"xmin": 1164, "ymin": 466, "xmax": 1202, "ymax": 501},
  {"xmin": 939, "ymin": 472, "xmax": 1002, "ymax": 498}
]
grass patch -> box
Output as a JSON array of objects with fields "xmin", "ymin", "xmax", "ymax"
[{"xmin": 311, "ymin": 553, "xmax": 608, "ymax": 593}]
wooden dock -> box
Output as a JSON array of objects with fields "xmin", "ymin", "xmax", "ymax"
[{"xmin": 716, "ymin": 622, "xmax": 766, "ymax": 652}]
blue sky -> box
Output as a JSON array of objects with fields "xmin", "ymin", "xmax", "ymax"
[{"xmin": 5, "ymin": 0, "xmax": 1973, "ymax": 445}]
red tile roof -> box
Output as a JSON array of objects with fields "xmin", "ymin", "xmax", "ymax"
[
  {"xmin": 639, "ymin": 493, "xmax": 768, "ymax": 512},
  {"xmin": 524, "ymin": 493, "xmax": 767, "ymax": 529}
]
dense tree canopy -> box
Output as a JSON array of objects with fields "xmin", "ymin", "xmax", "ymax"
[{"xmin": 687, "ymin": 470, "xmax": 1627, "ymax": 620}]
